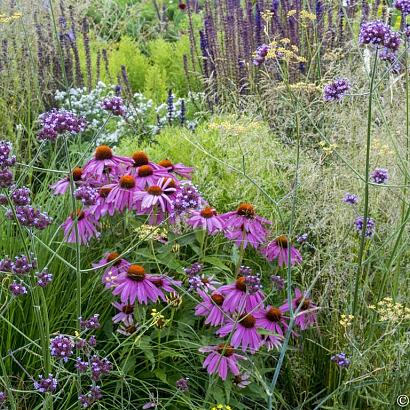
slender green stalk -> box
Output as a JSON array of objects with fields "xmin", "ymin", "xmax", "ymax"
[{"xmin": 352, "ymin": 48, "xmax": 378, "ymax": 316}]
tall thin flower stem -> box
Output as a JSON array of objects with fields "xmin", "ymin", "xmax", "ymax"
[{"xmin": 352, "ymin": 47, "xmax": 378, "ymax": 316}]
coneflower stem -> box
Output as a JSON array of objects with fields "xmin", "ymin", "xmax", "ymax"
[{"xmin": 352, "ymin": 47, "xmax": 378, "ymax": 316}]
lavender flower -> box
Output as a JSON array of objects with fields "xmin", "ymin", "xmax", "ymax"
[
  {"xmin": 0, "ymin": 169, "xmax": 13, "ymax": 188},
  {"xmin": 370, "ymin": 168, "xmax": 388, "ymax": 184},
  {"xmin": 34, "ymin": 374, "xmax": 58, "ymax": 393},
  {"xmin": 11, "ymin": 186, "xmax": 31, "ymax": 206},
  {"xmin": 184, "ymin": 262, "xmax": 203, "ymax": 276},
  {"xmin": 75, "ymin": 357, "xmax": 89, "ymax": 372},
  {"xmin": 9, "ymin": 281, "xmax": 27, "ymax": 296},
  {"xmin": 354, "ymin": 216, "xmax": 376, "ymax": 238},
  {"xmin": 80, "ymin": 314, "xmax": 100, "ymax": 330},
  {"xmin": 343, "ymin": 193, "xmax": 359, "ymax": 205},
  {"xmin": 323, "ymin": 78, "xmax": 351, "ymax": 101},
  {"xmin": 35, "ymin": 269, "xmax": 53, "ymax": 287},
  {"xmin": 297, "ymin": 233, "xmax": 308, "ymax": 243},
  {"xmin": 50, "ymin": 335, "xmax": 74, "ymax": 362},
  {"xmin": 331, "ymin": 352, "xmax": 351, "ymax": 368},
  {"xmin": 90, "ymin": 355, "xmax": 112, "ymax": 381},
  {"xmin": 38, "ymin": 109, "xmax": 87, "ymax": 141},
  {"xmin": 12, "ymin": 254, "xmax": 36, "ymax": 274},
  {"xmin": 253, "ymin": 44, "xmax": 270, "ymax": 66},
  {"xmin": 0, "ymin": 391, "xmax": 7, "ymax": 404},
  {"xmin": 101, "ymin": 96, "xmax": 127, "ymax": 116},
  {"xmin": 359, "ymin": 21, "xmax": 400, "ymax": 51},
  {"xmin": 0, "ymin": 140, "xmax": 16, "ymax": 168},
  {"xmin": 172, "ymin": 182, "xmax": 202, "ymax": 215},
  {"xmin": 75, "ymin": 185, "xmax": 98, "ymax": 206},
  {"xmin": 394, "ymin": 0, "xmax": 410, "ymax": 15},
  {"xmin": 176, "ymin": 377, "xmax": 189, "ymax": 391},
  {"xmin": 270, "ymin": 275, "xmax": 285, "ymax": 291},
  {"xmin": 6, "ymin": 205, "xmax": 52, "ymax": 230}
]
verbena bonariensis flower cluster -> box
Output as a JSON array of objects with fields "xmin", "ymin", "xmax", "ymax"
[
  {"xmin": 49, "ymin": 137, "xmax": 318, "ymax": 384},
  {"xmin": 0, "ymin": 140, "xmax": 52, "ymax": 297}
]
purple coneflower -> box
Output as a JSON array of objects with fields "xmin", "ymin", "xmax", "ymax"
[
  {"xmin": 280, "ymin": 288, "xmax": 318, "ymax": 330},
  {"xmin": 61, "ymin": 210, "xmax": 100, "ymax": 244},
  {"xmin": 134, "ymin": 177, "xmax": 176, "ymax": 213},
  {"xmin": 157, "ymin": 159, "xmax": 193, "ymax": 179},
  {"xmin": 88, "ymin": 187, "xmax": 116, "ymax": 219},
  {"xmin": 51, "ymin": 167, "xmax": 83, "ymax": 195},
  {"xmin": 187, "ymin": 207, "xmax": 224, "ymax": 235},
  {"xmin": 217, "ymin": 314, "xmax": 263, "ymax": 353},
  {"xmin": 112, "ymin": 264, "xmax": 162, "ymax": 305},
  {"xmin": 195, "ymin": 290, "xmax": 226, "ymax": 326},
  {"xmin": 129, "ymin": 164, "xmax": 168, "ymax": 189},
  {"xmin": 199, "ymin": 344, "xmax": 246, "ymax": 381},
  {"xmin": 104, "ymin": 175, "xmax": 138, "ymax": 212},
  {"xmin": 112, "ymin": 301, "xmax": 134, "ymax": 323},
  {"xmin": 117, "ymin": 317, "xmax": 139, "ymax": 336},
  {"xmin": 262, "ymin": 235, "xmax": 302, "ymax": 267},
  {"xmin": 233, "ymin": 372, "xmax": 251, "ymax": 388},
  {"xmin": 82, "ymin": 145, "xmax": 133, "ymax": 181},
  {"xmin": 219, "ymin": 276, "xmax": 264, "ymax": 313},
  {"xmin": 221, "ymin": 203, "xmax": 271, "ymax": 249},
  {"xmin": 93, "ymin": 251, "xmax": 128, "ymax": 288},
  {"xmin": 254, "ymin": 306, "xmax": 288, "ymax": 350},
  {"xmin": 149, "ymin": 274, "xmax": 182, "ymax": 302}
]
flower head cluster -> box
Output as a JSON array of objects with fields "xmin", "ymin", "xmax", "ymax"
[
  {"xmin": 9, "ymin": 281, "xmax": 27, "ymax": 296},
  {"xmin": 6, "ymin": 205, "xmax": 52, "ymax": 229},
  {"xmin": 75, "ymin": 185, "xmax": 98, "ymax": 206},
  {"xmin": 359, "ymin": 21, "xmax": 400, "ymax": 51},
  {"xmin": 101, "ymin": 96, "xmax": 127, "ymax": 116},
  {"xmin": 34, "ymin": 374, "xmax": 58, "ymax": 393},
  {"xmin": 370, "ymin": 168, "xmax": 388, "ymax": 184},
  {"xmin": 11, "ymin": 186, "xmax": 31, "ymax": 205},
  {"xmin": 90, "ymin": 355, "xmax": 112, "ymax": 381},
  {"xmin": 253, "ymin": 44, "xmax": 270, "ymax": 66},
  {"xmin": 343, "ymin": 193, "xmax": 358, "ymax": 205},
  {"xmin": 50, "ymin": 335, "xmax": 74, "ymax": 362},
  {"xmin": 9, "ymin": 254, "xmax": 36, "ymax": 274},
  {"xmin": 79, "ymin": 385, "xmax": 103, "ymax": 408},
  {"xmin": 369, "ymin": 297, "xmax": 410, "ymax": 322},
  {"xmin": 0, "ymin": 140, "xmax": 16, "ymax": 168},
  {"xmin": 176, "ymin": 377, "xmax": 189, "ymax": 391},
  {"xmin": 323, "ymin": 78, "xmax": 351, "ymax": 102},
  {"xmin": 171, "ymin": 181, "xmax": 202, "ymax": 215},
  {"xmin": 331, "ymin": 353, "xmax": 351, "ymax": 368},
  {"xmin": 38, "ymin": 109, "xmax": 87, "ymax": 141},
  {"xmin": 35, "ymin": 269, "xmax": 53, "ymax": 287},
  {"xmin": 354, "ymin": 216, "xmax": 376, "ymax": 238},
  {"xmin": 394, "ymin": 0, "xmax": 410, "ymax": 14},
  {"xmin": 80, "ymin": 314, "xmax": 101, "ymax": 330}
]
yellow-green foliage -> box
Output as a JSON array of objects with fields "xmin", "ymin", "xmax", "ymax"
[
  {"xmin": 105, "ymin": 36, "xmax": 150, "ymax": 91},
  {"xmin": 143, "ymin": 65, "xmax": 168, "ymax": 103}
]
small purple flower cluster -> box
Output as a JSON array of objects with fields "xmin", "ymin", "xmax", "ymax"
[
  {"xmin": 172, "ymin": 181, "xmax": 202, "ymax": 215},
  {"xmin": 38, "ymin": 109, "xmax": 87, "ymax": 141},
  {"xmin": 5, "ymin": 205, "xmax": 52, "ymax": 229},
  {"xmin": 343, "ymin": 193, "xmax": 359, "ymax": 205},
  {"xmin": 79, "ymin": 385, "xmax": 103, "ymax": 408},
  {"xmin": 11, "ymin": 186, "xmax": 31, "ymax": 205},
  {"xmin": 34, "ymin": 374, "xmax": 58, "ymax": 393},
  {"xmin": 50, "ymin": 334, "xmax": 75, "ymax": 362},
  {"xmin": 355, "ymin": 216, "xmax": 376, "ymax": 238},
  {"xmin": 90, "ymin": 355, "xmax": 112, "ymax": 381},
  {"xmin": 359, "ymin": 21, "xmax": 401, "ymax": 52},
  {"xmin": 0, "ymin": 391, "xmax": 7, "ymax": 404},
  {"xmin": 9, "ymin": 281, "xmax": 27, "ymax": 296},
  {"xmin": 75, "ymin": 184, "xmax": 98, "ymax": 206},
  {"xmin": 0, "ymin": 254, "xmax": 36, "ymax": 274},
  {"xmin": 270, "ymin": 275, "xmax": 285, "ymax": 290},
  {"xmin": 0, "ymin": 140, "xmax": 15, "ymax": 188},
  {"xmin": 80, "ymin": 314, "xmax": 101, "ymax": 330},
  {"xmin": 176, "ymin": 377, "xmax": 189, "ymax": 392},
  {"xmin": 253, "ymin": 44, "xmax": 270, "ymax": 66},
  {"xmin": 243, "ymin": 268, "xmax": 263, "ymax": 295},
  {"xmin": 323, "ymin": 78, "xmax": 351, "ymax": 102},
  {"xmin": 35, "ymin": 269, "xmax": 53, "ymax": 287},
  {"xmin": 370, "ymin": 168, "xmax": 388, "ymax": 184},
  {"xmin": 331, "ymin": 352, "xmax": 351, "ymax": 368},
  {"xmin": 394, "ymin": 0, "xmax": 410, "ymax": 15},
  {"xmin": 101, "ymin": 96, "xmax": 127, "ymax": 116}
]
